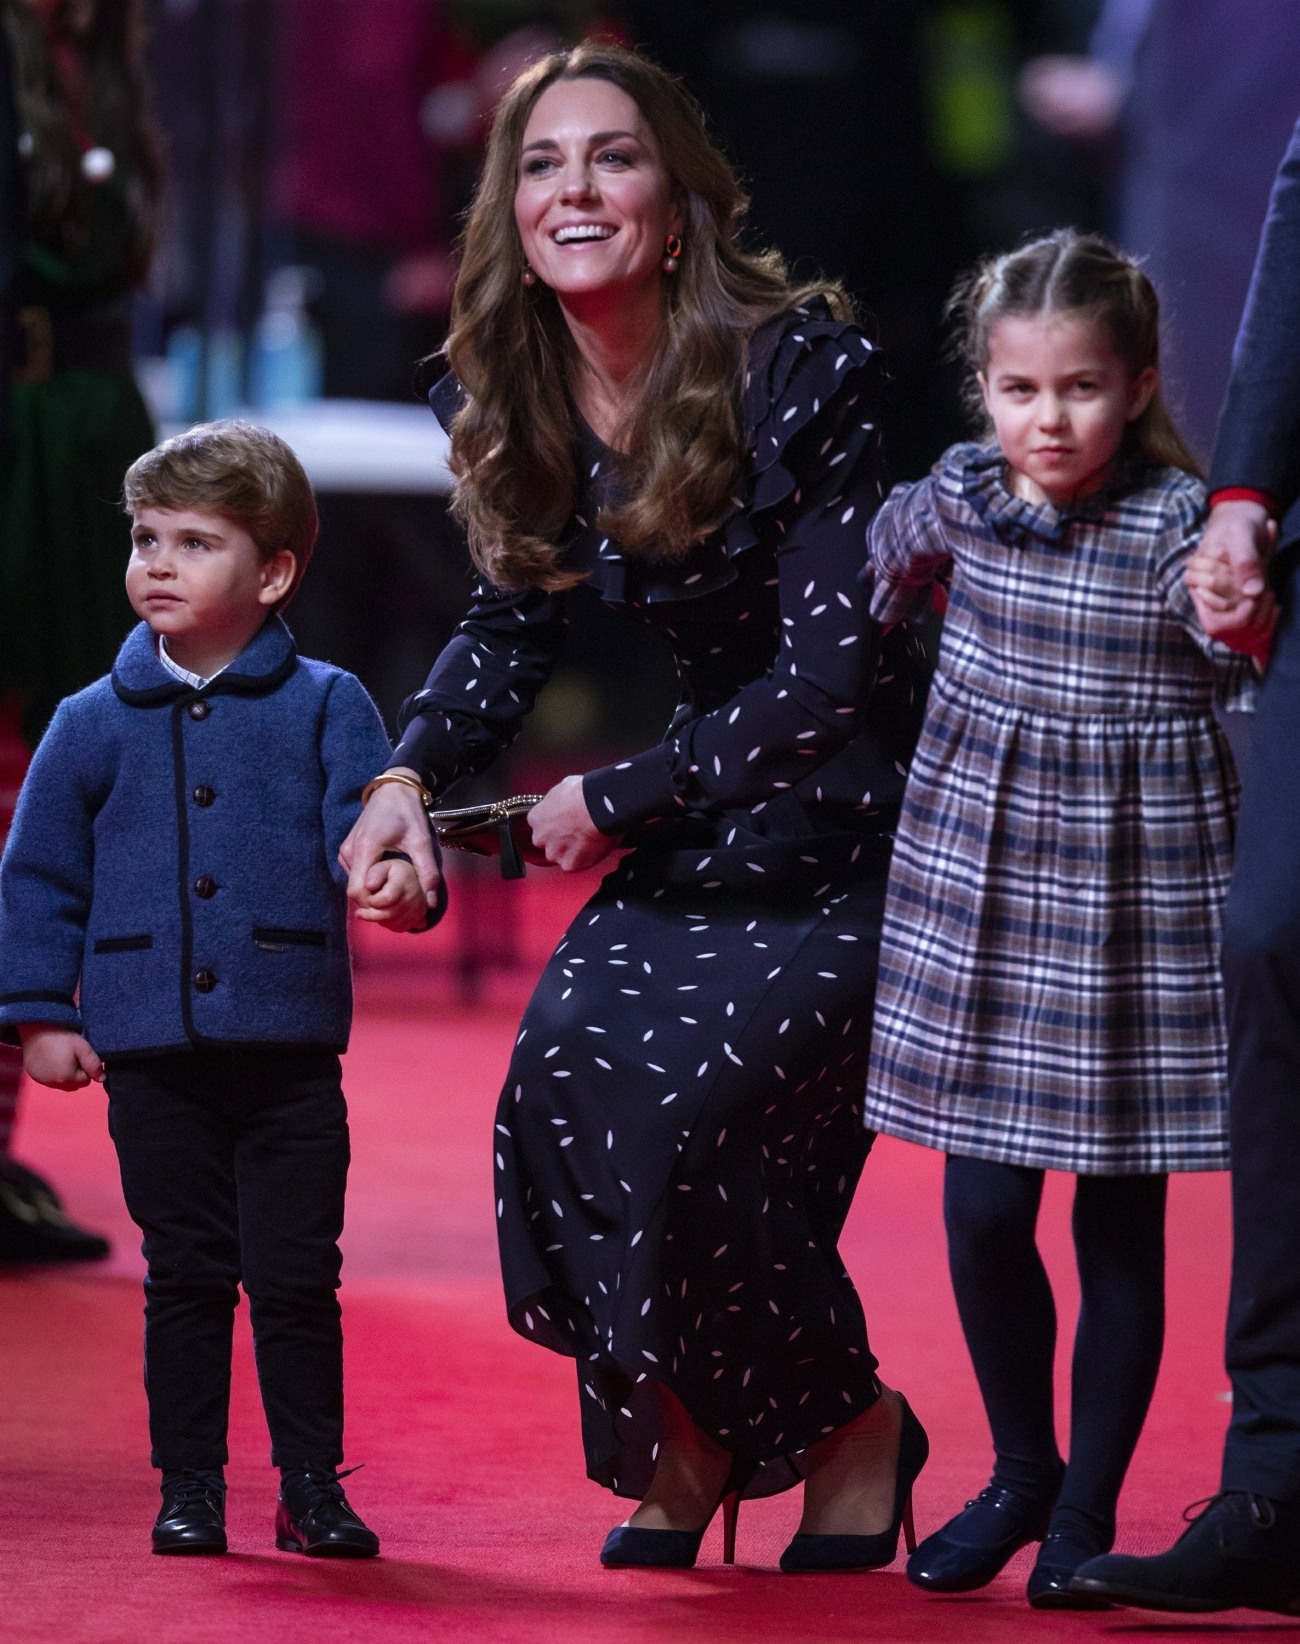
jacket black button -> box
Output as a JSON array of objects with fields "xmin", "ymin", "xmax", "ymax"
[
  {"xmin": 193, "ymin": 969, "xmax": 217, "ymax": 992},
  {"xmin": 188, "ymin": 700, "xmax": 210, "ymax": 721},
  {"xmin": 194, "ymin": 875, "xmax": 217, "ymax": 899},
  {"xmin": 192, "ymin": 785, "xmax": 216, "ymax": 807}
]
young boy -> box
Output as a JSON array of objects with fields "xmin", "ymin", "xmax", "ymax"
[{"xmin": 0, "ymin": 421, "xmax": 431, "ymax": 1556}]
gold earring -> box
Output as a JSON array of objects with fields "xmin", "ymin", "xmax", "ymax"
[
  {"xmin": 522, "ymin": 264, "xmax": 536, "ymax": 287},
  {"xmin": 662, "ymin": 234, "xmax": 682, "ymax": 274}
]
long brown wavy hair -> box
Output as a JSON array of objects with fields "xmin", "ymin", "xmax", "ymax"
[
  {"xmin": 949, "ymin": 228, "xmax": 1202, "ymax": 477},
  {"xmin": 3, "ymin": 0, "xmax": 162, "ymax": 282},
  {"xmin": 445, "ymin": 42, "xmax": 851, "ymax": 591}
]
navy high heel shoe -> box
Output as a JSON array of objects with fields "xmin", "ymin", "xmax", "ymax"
[
  {"xmin": 779, "ymin": 1395, "xmax": 929, "ymax": 1573},
  {"xmin": 600, "ymin": 1457, "xmax": 756, "ymax": 1569}
]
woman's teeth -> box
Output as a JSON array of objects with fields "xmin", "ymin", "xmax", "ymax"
[{"xmin": 554, "ymin": 225, "xmax": 614, "ymax": 243}]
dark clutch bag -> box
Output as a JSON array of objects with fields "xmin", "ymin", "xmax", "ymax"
[{"xmin": 427, "ymin": 795, "xmax": 547, "ymax": 880}]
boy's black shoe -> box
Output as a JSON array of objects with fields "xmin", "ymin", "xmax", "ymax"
[
  {"xmin": 276, "ymin": 1466, "xmax": 379, "ymax": 1558},
  {"xmin": 153, "ymin": 1471, "xmax": 227, "ymax": 1554},
  {"xmin": 1070, "ymin": 1493, "xmax": 1300, "ymax": 1615},
  {"xmin": 0, "ymin": 1158, "xmax": 110, "ymax": 1263}
]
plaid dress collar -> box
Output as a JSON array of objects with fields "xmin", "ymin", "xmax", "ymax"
[{"xmin": 960, "ymin": 443, "xmax": 1150, "ymax": 544}]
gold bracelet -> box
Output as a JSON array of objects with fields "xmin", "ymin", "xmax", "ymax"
[{"xmin": 361, "ymin": 771, "xmax": 433, "ymax": 808}]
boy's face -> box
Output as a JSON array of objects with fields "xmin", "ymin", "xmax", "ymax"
[{"xmin": 126, "ymin": 507, "xmax": 295, "ymax": 642}]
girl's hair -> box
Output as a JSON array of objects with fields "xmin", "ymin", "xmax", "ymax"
[
  {"xmin": 949, "ymin": 228, "xmax": 1201, "ymax": 477},
  {"xmin": 3, "ymin": 0, "xmax": 162, "ymax": 284},
  {"xmin": 445, "ymin": 41, "xmax": 851, "ymax": 592}
]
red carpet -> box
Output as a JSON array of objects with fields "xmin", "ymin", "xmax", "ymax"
[{"xmin": 1, "ymin": 871, "xmax": 1292, "ymax": 1641}]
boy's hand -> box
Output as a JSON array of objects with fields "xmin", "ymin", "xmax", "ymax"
[
  {"xmin": 351, "ymin": 856, "xmax": 429, "ymax": 931},
  {"xmin": 18, "ymin": 1027, "xmax": 105, "ymax": 1091}
]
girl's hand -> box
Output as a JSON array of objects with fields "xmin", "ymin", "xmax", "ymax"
[
  {"xmin": 340, "ymin": 769, "xmax": 442, "ymax": 918},
  {"xmin": 352, "ymin": 857, "xmax": 429, "ymax": 929},
  {"xmin": 528, "ymin": 774, "xmax": 619, "ymax": 872},
  {"xmin": 19, "ymin": 1027, "xmax": 104, "ymax": 1091}
]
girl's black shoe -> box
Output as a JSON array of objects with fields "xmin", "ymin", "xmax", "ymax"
[
  {"xmin": 1027, "ymin": 1532, "xmax": 1114, "ymax": 1609},
  {"xmin": 779, "ymin": 1396, "xmax": 930, "ymax": 1573},
  {"xmin": 600, "ymin": 1457, "xmax": 757, "ymax": 1569},
  {"xmin": 152, "ymin": 1471, "xmax": 227, "ymax": 1554},
  {"xmin": 276, "ymin": 1465, "xmax": 379, "ymax": 1558},
  {"xmin": 906, "ymin": 1464, "xmax": 1064, "ymax": 1593}
]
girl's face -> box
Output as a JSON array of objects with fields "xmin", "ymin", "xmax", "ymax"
[
  {"xmin": 514, "ymin": 76, "xmax": 682, "ymax": 306},
  {"xmin": 979, "ymin": 311, "xmax": 1155, "ymax": 507}
]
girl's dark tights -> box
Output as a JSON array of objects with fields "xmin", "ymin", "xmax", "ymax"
[{"xmin": 943, "ymin": 1156, "xmax": 1167, "ymax": 1553}]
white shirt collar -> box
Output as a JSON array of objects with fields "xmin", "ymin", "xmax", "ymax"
[{"xmin": 157, "ymin": 637, "xmax": 229, "ymax": 691}]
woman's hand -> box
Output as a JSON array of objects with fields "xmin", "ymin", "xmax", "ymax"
[
  {"xmin": 528, "ymin": 774, "xmax": 619, "ymax": 872},
  {"xmin": 340, "ymin": 769, "xmax": 441, "ymax": 931}
]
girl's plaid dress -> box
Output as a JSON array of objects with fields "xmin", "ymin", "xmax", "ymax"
[{"xmin": 863, "ymin": 443, "xmax": 1255, "ymax": 1174}]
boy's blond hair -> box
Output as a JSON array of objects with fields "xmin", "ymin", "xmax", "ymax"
[{"xmin": 123, "ymin": 420, "xmax": 319, "ymax": 605}]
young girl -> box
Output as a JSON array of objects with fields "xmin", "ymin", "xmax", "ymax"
[{"xmin": 863, "ymin": 230, "xmax": 1268, "ymax": 1608}]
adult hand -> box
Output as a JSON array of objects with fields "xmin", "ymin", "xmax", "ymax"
[
  {"xmin": 19, "ymin": 1026, "xmax": 104, "ymax": 1091},
  {"xmin": 339, "ymin": 769, "xmax": 441, "ymax": 929},
  {"xmin": 529, "ymin": 774, "xmax": 619, "ymax": 873},
  {"xmin": 1185, "ymin": 500, "xmax": 1279, "ymax": 661}
]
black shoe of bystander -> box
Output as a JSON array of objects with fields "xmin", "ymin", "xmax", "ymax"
[
  {"xmin": 1070, "ymin": 1493, "xmax": 1300, "ymax": 1615},
  {"xmin": 0, "ymin": 1158, "xmax": 110, "ymax": 1262}
]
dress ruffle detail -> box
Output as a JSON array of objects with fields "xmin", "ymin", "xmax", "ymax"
[
  {"xmin": 952, "ymin": 440, "xmax": 1153, "ymax": 547},
  {"xmin": 426, "ymin": 299, "xmax": 881, "ymax": 608}
]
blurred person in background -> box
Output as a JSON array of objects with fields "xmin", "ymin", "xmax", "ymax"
[
  {"xmin": 0, "ymin": 0, "xmax": 162, "ymax": 1262},
  {"xmin": 1020, "ymin": 0, "xmax": 1300, "ymax": 466},
  {"xmin": 620, "ymin": 0, "xmax": 1112, "ymax": 482}
]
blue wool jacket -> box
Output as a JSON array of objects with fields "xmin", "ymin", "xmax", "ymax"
[{"xmin": 0, "ymin": 617, "xmax": 392, "ymax": 1055}]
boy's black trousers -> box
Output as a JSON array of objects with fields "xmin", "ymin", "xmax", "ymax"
[{"xmin": 105, "ymin": 1045, "xmax": 349, "ymax": 1472}]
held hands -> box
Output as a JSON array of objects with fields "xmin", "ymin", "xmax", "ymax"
[
  {"xmin": 528, "ymin": 774, "xmax": 619, "ymax": 873},
  {"xmin": 340, "ymin": 769, "xmax": 441, "ymax": 933},
  {"xmin": 19, "ymin": 1026, "xmax": 104, "ymax": 1092},
  {"xmin": 351, "ymin": 857, "xmax": 428, "ymax": 926},
  {"xmin": 1185, "ymin": 500, "xmax": 1280, "ymax": 666}
]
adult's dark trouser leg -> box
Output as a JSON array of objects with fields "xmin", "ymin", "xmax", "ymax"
[
  {"xmin": 1052, "ymin": 1173, "xmax": 1167, "ymax": 1551},
  {"xmin": 235, "ymin": 1047, "xmax": 349, "ymax": 1471},
  {"xmin": 1221, "ymin": 563, "xmax": 1300, "ymax": 1504},
  {"xmin": 107, "ymin": 1053, "xmax": 241, "ymax": 1470},
  {"xmin": 943, "ymin": 1156, "xmax": 1063, "ymax": 1496}
]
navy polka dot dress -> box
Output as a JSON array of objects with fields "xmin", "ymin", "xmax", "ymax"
[{"xmin": 394, "ymin": 300, "xmax": 930, "ymax": 1500}]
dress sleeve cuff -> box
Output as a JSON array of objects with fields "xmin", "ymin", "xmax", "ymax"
[
  {"xmin": 1209, "ymin": 486, "xmax": 1277, "ymax": 513},
  {"xmin": 582, "ymin": 744, "xmax": 679, "ymax": 836},
  {"xmin": 388, "ymin": 712, "xmax": 461, "ymax": 794}
]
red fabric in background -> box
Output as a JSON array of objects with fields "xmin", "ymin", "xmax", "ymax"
[
  {"xmin": 0, "ymin": 871, "xmax": 1274, "ymax": 1642},
  {"xmin": 273, "ymin": 0, "xmax": 468, "ymax": 255}
]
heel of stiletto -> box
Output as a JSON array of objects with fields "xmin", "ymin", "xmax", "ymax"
[
  {"xmin": 722, "ymin": 1490, "xmax": 741, "ymax": 1565},
  {"xmin": 902, "ymin": 1492, "xmax": 917, "ymax": 1555}
]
